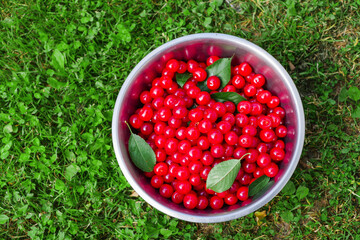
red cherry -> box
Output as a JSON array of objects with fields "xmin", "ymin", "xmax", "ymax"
[
  {"xmin": 212, "ymin": 102, "xmax": 227, "ymax": 117},
  {"xmin": 274, "ymin": 140, "xmax": 285, "ymax": 149},
  {"xmin": 150, "ymin": 86, "xmax": 165, "ymax": 98},
  {"xmin": 177, "ymin": 61, "xmax": 187, "ymax": 74},
  {"xmin": 251, "ymin": 74, "xmax": 265, "ymax": 88},
  {"xmin": 238, "ymin": 62, "xmax": 252, "ymax": 76},
  {"xmin": 159, "ymin": 184, "xmax": 174, "ymax": 198},
  {"xmin": 193, "ymin": 68, "xmax": 207, "ymax": 82},
  {"xmin": 189, "ymin": 174, "xmax": 202, "ymax": 186},
  {"xmin": 275, "ymin": 125, "xmax": 287, "ymax": 138},
  {"xmin": 210, "ymin": 196, "xmax": 224, "ymax": 210},
  {"xmin": 197, "ymin": 196, "xmax": 209, "ymax": 209},
  {"xmin": 267, "ymin": 96, "xmax": 280, "ymax": 108},
  {"xmin": 236, "ymin": 186, "xmax": 249, "ymax": 201},
  {"xmin": 187, "ymin": 60, "xmax": 199, "ymax": 73},
  {"xmin": 140, "ymin": 91, "xmax": 152, "ymax": 104},
  {"xmin": 151, "ymin": 175, "xmax": 164, "ymax": 188},
  {"xmin": 176, "ymin": 166, "xmax": 190, "ymax": 180},
  {"xmin": 211, "ymin": 144, "xmax": 225, "ymax": 158},
  {"xmin": 186, "ymin": 126, "xmax": 200, "ymax": 140},
  {"xmin": 129, "ymin": 114, "xmax": 143, "ymax": 129},
  {"xmin": 263, "ymin": 162, "xmax": 279, "ymax": 177},
  {"xmin": 256, "ymin": 153, "xmax": 271, "ymax": 168},
  {"xmin": 208, "ymin": 129, "xmax": 224, "ymax": 144},
  {"xmin": 250, "ymin": 102, "xmax": 263, "ymax": 116},
  {"xmin": 238, "ymin": 135, "xmax": 253, "ymax": 148},
  {"xmin": 176, "ymin": 180, "xmax": 192, "ymax": 194},
  {"xmin": 196, "ymin": 91, "xmax": 211, "ymax": 105},
  {"xmin": 224, "ymin": 193, "xmax": 238, "ymax": 205},
  {"xmin": 237, "ymin": 101, "xmax": 252, "ymax": 114},
  {"xmin": 270, "ymin": 147, "xmax": 285, "ymax": 161},
  {"xmin": 244, "ymin": 84, "xmax": 257, "ymax": 97},
  {"xmin": 201, "ymin": 151, "xmax": 214, "ymax": 166},
  {"xmin": 183, "ymin": 193, "xmax": 198, "ymax": 209},
  {"xmin": 258, "ymin": 116, "xmax": 272, "ymax": 130},
  {"xmin": 188, "ymin": 108, "xmax": 204, "ymax": 122},
  {"xmin": 166, "ymin": 59, "xmax": 180, "ymax": 72},
  {"xmin": 206, "ymin": 56, "xmax": 219, "ymax": 66},
  {"xmin": 260, "ymin": 129, "xmax": 276, "ymax": 143},
  {"xmin": 197, "ymin": 136, "xmax": 210, "ymax": 150},
  {"xmin": 171, "ymin": 191, "xmax": 184, "ymax": 204},
  {"xmin": 200, "ymin": 166, "xmax": 211, "ymax": 180},
  {"xmin": 188, "ymin": 146, "xmax": 202, "ymax": 161},
  {"xmin": 257, "ymin": 90, "xmax": 272, "ymax": 104},
  {"xmin": 207, "ymin": 76, "xmax": 221, "ymax": 90},
  {"xmin": 198, "ymin": 119, "xmax": 213, "ymax": 133},
  {"xmin": 242, "ymin": 125, "xmax": 257, "ymax": 137},
  {"xmin": 203, "ymin": 108, "xmax": 218, "ymax": 123},
  {"xmin": 232, "ymin": 75, "xmax": 246, "ymax": 89}
]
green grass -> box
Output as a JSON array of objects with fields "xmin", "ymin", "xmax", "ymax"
[{"xmin": 1, "ymin": 0, "xmax": 360, "ymax": 239}]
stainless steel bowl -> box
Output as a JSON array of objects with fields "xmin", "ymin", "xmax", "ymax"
[{"xmin": 112, "ymin": 33, "xmax": 305, "ymax": 223}]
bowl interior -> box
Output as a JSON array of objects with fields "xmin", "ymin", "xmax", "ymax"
[{"xmin": 112, "ymin": 33, "xmax": 304, "ymax": 223}]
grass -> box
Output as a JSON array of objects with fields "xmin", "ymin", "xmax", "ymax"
[{"xmin": 1, "ymin": 0, "xmax": 360, "ymax": 239}]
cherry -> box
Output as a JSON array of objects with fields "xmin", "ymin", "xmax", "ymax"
[
  {"xmin": 193, "ymin": 68, "xmax": 207, "ymax": 82},
  {"xmin": 263, "ymin": 162, "xmax": 279, "ymax": 177},
  {"xmin": 183, "ymin": 193, "xmax": 198, "ymax": 209},
  {"xmin": 238, "ymin": 62, "xmax": 252, "ymax": 76},
  {"xmin": 139, "ymin": 107, "xmax": 153, "ymax": 121},
  {"xmin": 187, "ymin": 60, "xmax": 199, "ymax": 73},
  {"xmin": 225, "ymin": 131, "xmax": 238, "ymax": 146},
  {"xmin": 210, "ymin": 196, "xmax": 224, "ymax": 210},
  {"xmin": 208, "ymin": 129, "xmax": 224, "ymax": 144},
  {"xmin": 197, "ymin": 136, "xmax": 210, "ymax": 150},
  {"xmin": 232, "ymin": 75, "xmax": 246, "ymax": 89},
  {"xmin": 186, "ymin": 126, "xmax": 200, "ymax": 140},
  {"xmin": 189, "ymin": 174, "xmax": 202, "ymax": 186},
  {"xmin": 250, "ymin": 102, "xmax": 263, "ymax": 116},
  {"xmin": 207, "ymin": 76, "xmax": 221, "ymax": 90},
  {"xmin": 244, "ymin": 84, "xmax": 257, "ymax": 97},
  {"xmin": 203, "ymin": 108, "xmax": 218, "ymax": 123},
  {"xmin": 166, "ymin": 59, "xmax": 180, "ymax": 72},
  {"xmin": 211, "ymin": 144, "xmax": 225, "ymax": 158},
  {"xmin": 175, "ymin": 127, "xmax": 187, "ymax": 140},
  {"xmin": 176, "ymin": 166, "xmax": 190, "ymax": 180},
  {"xmin": 273, "ymin": 107, "xmax": 285, "ymax": 119},
  {"xmin": 257, "ymin": 90, "xmax": 272, "ymax": 104},
  {"xmin": 150, "ymin": 86, "xmax": 164, "ymax": 98},
  {"xmin": 236, "ymin": 186, "xmax": 249, "ymax": 201},
  {"xmin": 237, "ymin": 101, "xmax": 252, "ymax": 115},
  {"xmin": 274, "ymin": 140, "xmax": 285, "ymax": 149},
  {"xmin": 188, "ymin": 146, "xmax": 202, "ymax": 161},
  {"xmin": 158, "ymin": 107, "xmax": 172, "ymax": 121},
  {"xmin": 275, "ymin": 125, "xmax": 287, "ymax": 138},
  {"xmin": 176, "ymin": 180, "xmax": 192, "ymax": 194},
  {"xmin": 257, "ymin": 153, "xmax": 271, "ymax": 168},
  {"xmin": 270, "ymin": 147, "xmax": 285, "ymax": 161},
  {"xmin": 196, "ymin": 91, "xmax": 211, "ymax": 105},
  {"xmin": 200, "ymin": 166, "xmax": 211, "ymax": 180},
  {"xmin": 251, "ymin": 74, "xmax": 265, "ymax": 88},
  {"xmin": 223, "ymin": 85, "xmax": 236, "ymax": 92},
  {"xmin": 140, "ymin": 91, "xmax": 152, "ymax": 104},
  {"xmin": 159, "ymin": 184, "xmax": 174, "ymax": 198},
  {"xmin": 165, "ymin": 138, "xmax": 178, "ymax": 154},
  {"xmin": 172, "ymin": 191, "xmax": 184, "ymax": 204},
  {"xmin": 178, "ymin": 140, "xmax": 191, "ymax": 154},
  {"xmin": 188, "ymin": 108, "xmax": 204, "ymax": 122},
  {"xmin": 197, "ymin": 196, "xmax": 209, "ymax": 209},
  {"xmin": 173, "ymin": 106, "xmax": 188, "ymax": 119},
  {"xmin": 267, "ymin": 96, "xmax": 280, "ymax": 108},
  {"xmin": 242, "ymin": 125, "xmax": 257, "ymax": 136},
  {"xmin": 198, "ymin": 119, "xmax": 212, "ymax": 133},
  {"xmin": 201, "ymin": 151, "xmax": 214, "ymax": 166},
  {"xmin": 243, "ymin": 162, "xmax": 257, "ymax": 173},
  {"xmin": 177, "ymin": 61, "xmax": 187, "ymax": 74},
  {"xmin": 238, "ymin": 135, "xmax": 253, "ymax": 148},
  {"xmin": 151, "ymin": 175, "xmax": 164, "ymax": 188},
  {"xmin": 224, "ymin": 193, "xmax": 238, "ymax": 205},
  {"xmin": 129, "ymin": 114, "xmax": 143, "ymax": 129},
  {"xmin": 206, "ymin": 56, "xmax": 219, "ymax": 66},
  {"xmin": 217, "ymin": 120, "xmax": 232, "ymax": 134},
  {"xmin": 213, "ymin": 102, "xmax": 227, "ymax": 117},
  {"xmin": 155, "ymin": 149, "xmax": 166, "ymax": 162},
  {"xmin": 258, "ymin": 116, "xmax": 272, "ymax": 130},
  {"xmin": 260, "ymin": 129, "xmax": 276, "ymax": 143},
  {"xmin": 168, "ymin": 116, "xmax": 182, "ymax": 129}
]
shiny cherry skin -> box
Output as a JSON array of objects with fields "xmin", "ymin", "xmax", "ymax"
[
  {"xmin": 210, "ymin": 196, "xmax": 224, "ymax": 210},
  {"xmin": 207, "ymin": 76, "xmax": 221, "ymax": 90},
  {"xmin": 159, "ymin": 184, "xmax": 174, "ymax": 198},
  {"xmin": 236, "ymin": 186, "xmax": 249, "ymax": 201},
  {"xmin": 183, "ymin": 193, "xmax": 198, "ymax": 209},
  {"xmin": 263, "ymin": 162, "xmax": 279, "ymax": 177}
]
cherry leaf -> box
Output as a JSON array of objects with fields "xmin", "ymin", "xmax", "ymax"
[
  {"xmin": 205, "ymin": 56, "xmax": 233, "ymax": 89},
  {"xmin": 206, "ymin": 160, "xmax": 241, "ymax": 193},
  {"xmin": 248, "ymin": 175, "xmax": 271, "ymax": 197},
  {"xmin": 252, "ymin": 180, "xmax": 274, "ymax": 200},
  {"xmin": 197, "ymin": 56, "xmax": 233, "ymax": 92},
  {"xmin": 211, "ymin": 92, "xmax": 247, "ymax": 105},
  {"xmin": 206, "ymin": 153, "xmax": 249, "ymax": 193},
  {"xmin": 175, "ymin": 72, "xmax": 192, "ymax": 88},
  {"xmin": 126, "ymin": 122, "xmax": 156, "ymax": 172}
]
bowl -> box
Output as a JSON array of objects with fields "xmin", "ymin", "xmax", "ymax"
[{"xmin": 112, "ymin": 33, "xmax": 305, "ymax": 223}]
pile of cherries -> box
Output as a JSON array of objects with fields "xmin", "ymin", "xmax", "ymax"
[{"xmin": 128, "ymin": 56, "xmax": 287, "ymax": 210}]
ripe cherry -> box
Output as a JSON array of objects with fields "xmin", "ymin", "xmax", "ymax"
[
  {"xmin": 207, "ymin": 76, "xmax": 221, "ymax": 90},
  {"xmin": 210, "ymin": 196, "xmax": 224, "ymax": 210}
]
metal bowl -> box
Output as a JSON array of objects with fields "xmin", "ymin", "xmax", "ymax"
[{"xmin": 112, "ymin": 33, "xmax": 305, "ymax": 223}]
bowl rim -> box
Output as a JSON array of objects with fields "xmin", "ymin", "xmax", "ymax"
[{"xmin": 112, "ymin": 33, "xmax": 305, "ymax": 223}]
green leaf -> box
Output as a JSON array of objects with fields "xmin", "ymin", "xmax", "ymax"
[
  {"xmin": 205, "ymin": 57, "xmax": 232, "ymax": 89},
  {"xmin": 160, "ymin": 229, "xmax": 172, "ymax": 238},
  {"xmin": 51, "ymin": 49, "xmax": 65, "ymax": 69},
  {"xmin": 65, "ymin": 164, "xmax": 80, "ymax": 181},
  {"xmin": 127, "ymin": 123, "xmax": 156, "ymax": 172},
  {"xmin": 207, "ymin": 159, "xmax": 243, "ymax": 193},
  {"xmin": 280, "ymin": 210, "xmax": 294, "ymax": 223},
  {"xmin": 348, "ymin": 86, "xmax": 360, "ymax": 101},
  {"xmin": 211, "ymin": 92, "xmax": 246, "ymax": 105},
  {"xmin": 352, "ymin": 106, "xmax": 360, "ymax": 118},
  {"xmin": 48, "ymin": 77, "xmax": 66, "ymax": 89},
  {"xmin": 281, "ymin": 180, "xmax": 296, "ymax": 195},
  {"xmin": 249, "ymin": 175, "xmax": 270, "ymax": 196},
  {"xmin": 296, "ymin": 185, "xmax": 309, "ymax": 200},
  {"xmin": 197, "ymin": 80, "xmax": 210, "ymax": 92},
  {"xmin": 175, "ymin": 72, "xmax": 191, "ymax": 88},
  {"xmin": 252, "ymin": 180, "xmax": 274, "ymax": 200},
  {"xmin": 338, "ymin": 87, "xmax": 348, "ymax": 102},
  {"xmin": 55, "ymin": 179, "xmax": 66, "ymax": 191},
  {"xmin": 0, "ymin": 214, "xmax": 9, "ymax": 224}
]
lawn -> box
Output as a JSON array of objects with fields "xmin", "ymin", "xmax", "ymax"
[{"xmin": 1, "ymin": 0, "xmax": 360, "ymax": 239}]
